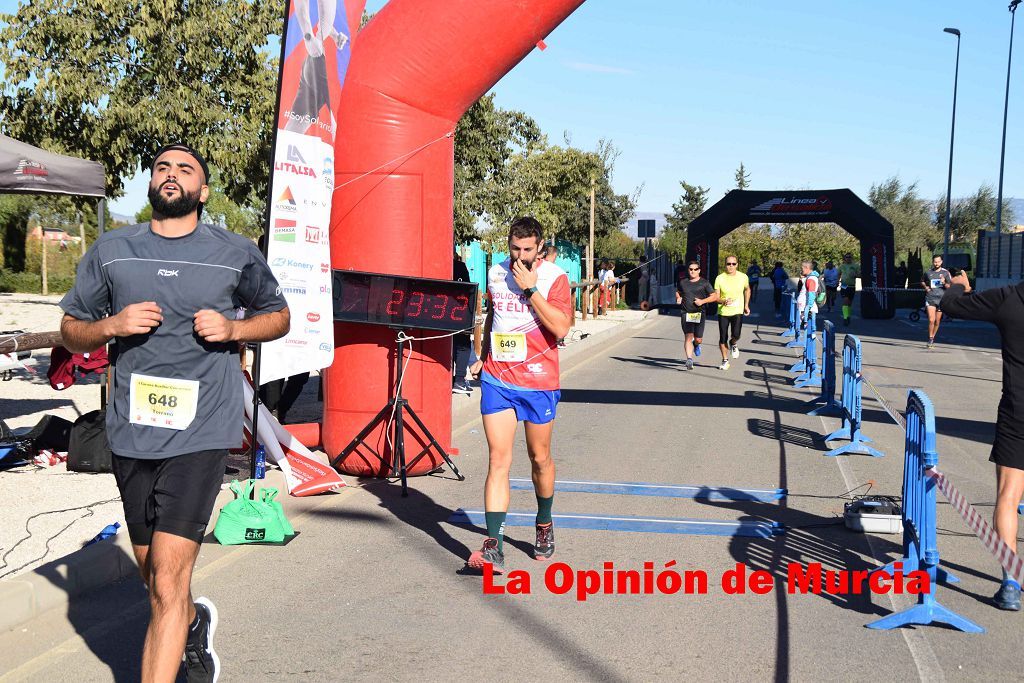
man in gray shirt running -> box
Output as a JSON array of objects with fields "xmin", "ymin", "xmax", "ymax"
[{"xmin": 60, "ymin": 143, "xmax": 290, "ymax": 682}]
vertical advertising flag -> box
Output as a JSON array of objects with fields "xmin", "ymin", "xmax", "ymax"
[{"xmin": 261, "ymin": 0, "xmax": 350, "ymax": 384}]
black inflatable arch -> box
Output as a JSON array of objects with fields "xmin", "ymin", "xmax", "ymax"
[{"xmin": 686, "ymin": 189, "xmax": 895, "ymax": 319}]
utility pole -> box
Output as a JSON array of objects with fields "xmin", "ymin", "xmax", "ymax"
[{"xmin": 588, "ymin": 178, "xmax": 595, "ymax": 282}]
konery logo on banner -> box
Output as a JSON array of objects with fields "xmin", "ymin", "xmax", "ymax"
[{"xmin": 271, "ymin": 256, "xmax": 314, "ymax": 271}]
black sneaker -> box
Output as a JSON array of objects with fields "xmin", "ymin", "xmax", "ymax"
[
  {"xmin": 452, "ymin": 382, "xmax": 472, "ymax": 395},
  {"xmin": 534, "ymin": 522, "xmax": 555, "ymax": 561},
  {"xmin": 184, "ymin": 597, "xmax": 220, "ymax": 683},
  {"xmin": 467, "ymin": 538, "xmax": 505, "ymax": 573}
]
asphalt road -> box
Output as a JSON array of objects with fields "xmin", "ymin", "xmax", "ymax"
[{"xmin": 0, "ymin": 291, "xmax": 1016, "ymax": 682}]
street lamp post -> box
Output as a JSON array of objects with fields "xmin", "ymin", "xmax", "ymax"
[
  {"xmin": 996, "ymin": 1, "xmax": 1021, "ymax": 234},
  {"xmin": 943, "ymin": 27, "xmax": 961, "ymax": 262}
]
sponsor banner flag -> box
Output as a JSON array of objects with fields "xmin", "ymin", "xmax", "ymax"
[
  {"xmin": 261, "ymin": 0, "xmax": 351, "ymax": 384},
  {"xmin": 241, "ymin": 375, "xmax": 345, "ymax": 496}
]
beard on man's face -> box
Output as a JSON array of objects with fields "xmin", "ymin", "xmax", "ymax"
[{"xmin": 148, "ymin": 180, "xmax": 202, "ymax": 218}]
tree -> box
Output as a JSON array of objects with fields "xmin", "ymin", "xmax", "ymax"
[
  {"xmin": 596, "ymin": 229, "xmax": 640, "ymax": 262},
  {"xmin": 869, "ymin": 176, "xmax": 940, "ymax": 259},
  {"xmin": 0, "ymin": 0, "xmax": 281, "ymax": 209},
  {"xmin": 935, "ymin": 184, "xmax": 1016, "ymax": 245},
  {"xmin": 453, "ymin": 94, "xmax": 541, "ymax": 244},
  {"xmin": 664, "ymin": 181, "xmax": 709, "ymax": 233},
  {"xmin": 658, "ymin": 180, "xmax": 709, "ymax": 260},
  {"xmin": 719, "ymin": 224, "xmax": 773, "ymax": 270},
  {"xmin": 480, "ymin": 138, "xmax": 636, "ymax": 252},
  {"xmin": 734, "ymin": 162, "xmax": 750, "ymax": 190}
]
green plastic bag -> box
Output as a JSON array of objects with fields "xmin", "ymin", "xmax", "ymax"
[
  {"xmin": 213, "ymin": 479, "xmax": 286, "ymax": 545},
  {"xmin": 261, "ymin": 487, "xmax": 295, "ymax": 536}
]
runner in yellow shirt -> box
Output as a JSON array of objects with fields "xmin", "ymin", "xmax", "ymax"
[{"xmin": 713, "ymin": 256, "xmax": 751, "ymax": 370}]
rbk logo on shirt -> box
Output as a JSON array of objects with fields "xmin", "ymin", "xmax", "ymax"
[{"xmin": 157, "ymin": 269, "xmax": 179, "ymax": 277}]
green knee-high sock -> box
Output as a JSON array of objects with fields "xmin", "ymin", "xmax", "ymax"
[
  {"xmin": 842, "ymin": 304, "xmax": 851, "ymax": 319},
  {"xmin": 536, "ymin": 495, "xmax": 554, "ymax": 525},
  {"xmin": 485, "ymin": 511, "xmax": 506, "ymax": 550}
]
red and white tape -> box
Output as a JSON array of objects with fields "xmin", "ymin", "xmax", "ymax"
[{"xmin": 927, "ymin": 468, "xmax": 1024, "ymax": 586}]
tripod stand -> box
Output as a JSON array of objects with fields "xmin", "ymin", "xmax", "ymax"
[{"xmin": 330, "ymin": 332, "xmax": 465, "ymax": 496}]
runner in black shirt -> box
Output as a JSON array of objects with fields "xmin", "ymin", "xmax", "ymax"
[
  {"xmin": 675, "ymin": 260, "xmax": 718, "ymax": 371},
  {"xmin": 941, "ymin": 272, "xmax": 1024, "ymax": 610}
]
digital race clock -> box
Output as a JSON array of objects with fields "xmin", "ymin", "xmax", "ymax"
[{"xmin": 331, "ymin": 269, "xmax": 478, "ymax": 333}]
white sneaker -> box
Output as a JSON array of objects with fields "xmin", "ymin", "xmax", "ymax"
[
  {"xmin": 686, "ymin": 358, "xmax": 694, "ymax": 371},
  {"xmin": 718, "ymin": 360, "xmax": 730, "ymax": 371},
  {"xmin": 730, "ymin": 345, "xmax": 740, "ymax": 359}
]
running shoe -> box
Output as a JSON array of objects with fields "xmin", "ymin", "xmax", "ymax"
[
  {"xmin": 927, "ymin": 340, "xmax": 934, "ymax": 350},
  {"xmin": 686, "ymin": 358, "xmax": 694, "ymax": 371},
  {"xmin": 184, "ymin": 597, "xmax": 220, "ymax": 683},
  {"xmin": 452, "ymin": 382, "xmax": 472, "ymax": 395},
  {"xmin": 694, "ymin": 343, "xmax": 701, "ymax": 357},
  {"xmin": 718, "ymin": 360, "xmax": 730, "ymax": 371},
  {"xmin": 534, "ymin": 522, "xmax": 555, "ymax": 561},
  {"xmin": 730, "ymin": 345, "xmax": 740, "ymax": 359},
  {"xmin": 467, "ymin": 538, "xmax": 505, "ymax": 574},
  {"xmin": 994, "ymin": 580, "xmax": 1022, "ymax": 611}
]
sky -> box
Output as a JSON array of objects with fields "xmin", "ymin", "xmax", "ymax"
[{"xmin": 3, "ymin": 0, "xmax": 1022, "ymax": 218}]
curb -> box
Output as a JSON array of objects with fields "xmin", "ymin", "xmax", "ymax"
[{"xmin": 0, "ymin": 532, "xmax": 137, "ymax": 634}]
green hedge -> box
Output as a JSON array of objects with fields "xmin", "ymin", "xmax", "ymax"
[{"xmin": 0, "ymin": 269, "xmax": 74, "ymax": 294}]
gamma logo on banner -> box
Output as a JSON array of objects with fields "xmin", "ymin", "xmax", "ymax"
[{"xmin": 260, "ymin": 1, "xmax": 352, "ymax": 385}]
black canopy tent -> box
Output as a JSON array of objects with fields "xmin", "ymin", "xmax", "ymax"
[
  {"xmin": 686, "ymin": 189, "xmax": 896, "ymax": 319},
  {"xmin": 0, "ymin": 133, "xmax": 107, "ymax": 232}
]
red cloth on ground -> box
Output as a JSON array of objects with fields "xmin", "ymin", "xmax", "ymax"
[{"xmin": 47, "ymin": 346, "xmax": 109, "ymax": 390}]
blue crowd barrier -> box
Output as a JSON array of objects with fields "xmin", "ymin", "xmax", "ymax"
[
  {"xmin": 823, "ymin": 334, "xmax": 883, "ymax": 457},
  {"xmin": 806, "ymin": 320, "xmax": 841, "ymax": 416},
  {"xmin": 866, "ymin": 390, "xmax": 982, "ymax": 632},
  {"xmin": 794, "ymin": 311, "xmax": 821, "ymax": 388},
  {"xmin": 779, "ymin": 292, "xmax": 797, "ymax": 338},
  {"xmin": 785, "ymin": 300, "xmax": 808, "ymax": 349}
]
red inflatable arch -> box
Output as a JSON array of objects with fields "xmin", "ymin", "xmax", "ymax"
[{"xmin": 326, "ymin": 0, "xmax": 586, "ymax": 475}]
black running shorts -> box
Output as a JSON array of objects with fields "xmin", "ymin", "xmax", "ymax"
[
  {"xmin": 718, "ymin": 314, "xmax": 743, "ymax": 346},
  {"xmin": 111, "ymin": 450, "xmax": 228, "ymax": 545}
]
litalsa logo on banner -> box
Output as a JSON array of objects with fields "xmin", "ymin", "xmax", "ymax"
[
  {"xmin": 274, "ymin": 145, "xmax": 317, "ymax": 177},
  {"xmin": 749, "ymin": 196, "xmax": 833, "ymax": 217},
  {"xmin": 273, "ymin": 218, "xmax": 296, "ymax": 243}
]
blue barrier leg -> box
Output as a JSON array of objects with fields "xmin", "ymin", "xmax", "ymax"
[
  {"xmin": 807, "ymin": 400, "xmax": 842, "ymax": 417},
  {"xmin": 866, "ymin": 599, "xmax": 984, "ymax": 632},
  {"xmin": 824, "ymin": 440, "xmax": 883, "ymax": 458}
]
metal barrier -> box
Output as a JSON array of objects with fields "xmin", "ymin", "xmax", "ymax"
[
  {"xmin": 779, "ymin": 292, "xmax": 797, "ymax": 337},
  {"xmin": 866, "ymin": 390, "xmax": 982, "ymax": 632},
  {"xmin": 823, "ymin": 334, "xmax": 883, "ymax": 457},
  {"xmin": 806, "ymin": 320, "xmax": 841, "ymax": 416},
  {"xmin": 793, "ymin": 310, "xmax": 820, "ymax": 388}
]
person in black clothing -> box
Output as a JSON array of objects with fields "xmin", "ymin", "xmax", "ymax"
[
  {"xmin": 675, "ymin": 260, "xmax": 719, "ymax": 371},
  {"xmin": 771, "ymin": 261, "xmax": 788, "ymax": 317},
  {"xmin": 453, "ymin": 252, "xmax": 473, "ymax": 394},
  {"xmin": 941, "ymin": 272, "xmax": 1024, "ymax": 611}
]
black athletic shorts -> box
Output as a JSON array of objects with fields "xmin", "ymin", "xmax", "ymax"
[
  {"xmin": 718, "ymin": 314, "xmax": 743, "ymax": 346},
  {"xmin": 840, "ymin": 285, "xmax": 856, "ymax": 302},
  {"xmin": 111, "ymin": 450, "xmax": 228, "ymax": 545},
  {"xmin": 680, "ymin": 311, "xmax": 707, "ymax": 339}
]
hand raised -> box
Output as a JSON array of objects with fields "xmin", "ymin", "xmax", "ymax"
[
  {"xmin": 511, "ymin": 259, "xmax": 538, "ymax": 291},
  {"xmin": 193, "ymin": 309, "xmax": 236, "ymax": 343},
  {"xmin": 111, "ymin": 302, "xmax": 162, "ymax": 336}
]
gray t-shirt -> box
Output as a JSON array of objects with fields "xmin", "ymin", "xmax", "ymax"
[
  {"xmin": 924, "ymin": 268, "xmax": 952, "ymax": 303},
  {"xmin": 60, "ymin": 223, "xmax": 286, "ymax": 459}
]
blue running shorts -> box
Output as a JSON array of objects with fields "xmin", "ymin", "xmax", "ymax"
[{"xmin": 480, "ymin": 380, "xmax": 560, "ymax": 424}]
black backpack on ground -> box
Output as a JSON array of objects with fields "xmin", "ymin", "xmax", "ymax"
[{"xmin": 67, "ymin": 409, "xmax": 112, "ymax": 473}]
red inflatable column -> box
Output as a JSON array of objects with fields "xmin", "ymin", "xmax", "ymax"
[{"xmin": 326, "ymin": 0, "xmax": 587, "ymax": 475}]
